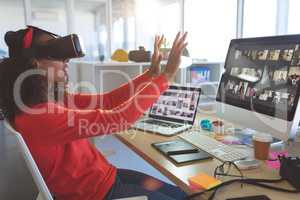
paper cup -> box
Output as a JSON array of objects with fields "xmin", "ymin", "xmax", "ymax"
[{"xmin": 253, "ymin": 133, "xmax": 273, "ymax": 160}]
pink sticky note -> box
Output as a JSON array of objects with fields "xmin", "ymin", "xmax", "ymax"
[
  {"xmin": 267, "ymin": 151, "xmax": 288, "ymax": 169},
  {"xmin": 189, "ymin": 182, "xmax": 200, "ymax": 191}
]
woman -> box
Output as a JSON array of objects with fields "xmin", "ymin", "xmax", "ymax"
[{"xmin": 0, "ymin": 26, "xmax": 188, "ymax": 200}]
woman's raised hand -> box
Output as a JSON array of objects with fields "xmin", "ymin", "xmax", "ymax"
[
  {"xmin": 149, "ymin": 35, "xmax": 165, "ymax": 77},
  {"xmin": 163, "ymin": 32, "xmax": 188, "ymax": 82}
]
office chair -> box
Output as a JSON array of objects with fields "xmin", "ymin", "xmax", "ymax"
[
  {"xmin": 4, "ymin": 119, "xmax": 147, "ymax": 200},
  {"xmin": 4, "ymin": 119, "xmax": 53, "ymax": 200}
]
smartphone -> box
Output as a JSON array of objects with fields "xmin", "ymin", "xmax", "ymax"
[{"xmin": 226, "ymin": 195, "xmax": 271, "ymax": 200}]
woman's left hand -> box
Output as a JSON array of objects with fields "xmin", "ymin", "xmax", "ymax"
[{"xmin": 149, "ymin": 35, "xmax": 164, "ymax": 77}]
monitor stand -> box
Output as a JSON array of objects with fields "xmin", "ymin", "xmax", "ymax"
[{"xmin": 286, "ymin": 141, "xmax": 300, "ymax": 157}]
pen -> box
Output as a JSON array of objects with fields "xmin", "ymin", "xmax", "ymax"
[{"xmin": 167, "ymin": 149, "xmax": 199, "ymax": 155}]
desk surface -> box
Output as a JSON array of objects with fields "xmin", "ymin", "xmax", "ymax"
[{"xmin": 115, "ymin": 113, "xmax": 299, "ymax": 200}]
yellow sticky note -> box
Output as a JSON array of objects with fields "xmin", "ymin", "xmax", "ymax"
[{"xmin": 188, "ymin": 172, "xmax": 221, "ymax": 190}]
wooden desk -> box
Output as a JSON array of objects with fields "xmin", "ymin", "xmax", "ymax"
[{"xmin": 115, "ymin": 113, "xmax": 299, "ymax": 200}]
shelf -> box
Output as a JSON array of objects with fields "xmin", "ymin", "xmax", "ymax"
[
  {"xmin": 185, "ymin": 81, "xmax": 219, "ymax": 86},
  {"xmin": 71, "ymin": 61, "xmax": 224, "ymax": 94},
  {"xmin": 198, "ymin": 101, "xmax": 216, "ymax": 106}
]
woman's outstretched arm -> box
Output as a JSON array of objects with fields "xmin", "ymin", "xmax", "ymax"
[
  {"xmin": 64, "ymin": 69, "xmax": 153, "ymax": 110},
  {"xmin": 17, "ymin": 74, "xmax": 168, "ymax": 145},
  {"xmin": 64, "ymin": 35, "xmax": 165, "ymax": 110}
]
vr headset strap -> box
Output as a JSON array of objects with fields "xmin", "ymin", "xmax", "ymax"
[{"xmin": 23, "ymin": 27, "xmax": 33, "ymax": 48}]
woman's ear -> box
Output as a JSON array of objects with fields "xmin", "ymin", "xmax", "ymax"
[{"xmin": 30, "ymin": 58, "xmax": 39, "ymax": 68}]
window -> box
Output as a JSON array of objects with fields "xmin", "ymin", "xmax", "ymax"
[
  {"xmin": 0, "ymin": 0, "xmax": 25, "ymax": 56},
  {"xmin": 135, "ymin": 0, "xmax": 181, "ymax": 51},
  {"xmin": 288, "ymin": 0, "xmax": 300, "ymax": 34},
  {"xmin": 96, "ymin": 4, "xmax": 109, "ymax": 61},
  {"xmin": 243, "ymin": 0, "xmax": 277, "ymax": 37},
  {"xmin": 111, "ymin": 0, "xmax": 135, "ymax": 52},
  {"xmin": 184, "ymin": 0, "xmax": 237, "ymax": 61},
  {"xmin": 74, "ymin": 1, "xmax": 103, "ymax": 61},
  {"xmin": 157, "ymin": 1, "xmax": 181, "ymax": 46}
]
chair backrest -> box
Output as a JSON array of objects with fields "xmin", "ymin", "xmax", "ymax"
[{"xmin": 4, "ymin": 119, "xmax": 53, "ymax": 200}]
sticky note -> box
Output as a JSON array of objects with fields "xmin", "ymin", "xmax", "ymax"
[
  {"xmin": 188, "ymin": 172, "xmax": 221, "ymax": 190},
  {"xmin": 267, "ymin": 151, "xmax": 288, "ymax": 169}
]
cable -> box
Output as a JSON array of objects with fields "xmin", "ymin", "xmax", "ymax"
[{"xmin": 185, "ymin": 177, "xmax": 299, "ymax": 200}]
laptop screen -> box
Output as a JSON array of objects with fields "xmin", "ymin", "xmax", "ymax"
[{"xmin": 149, "ymin": 86, "xmax": 201, "ymax": 124}]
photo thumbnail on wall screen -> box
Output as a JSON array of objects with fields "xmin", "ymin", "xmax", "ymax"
[{"xmin": 217, "ymin": 37, "xmax": 300, "ymax": 121}]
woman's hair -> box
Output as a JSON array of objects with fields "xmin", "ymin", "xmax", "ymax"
[{"xmin": 0, "ymin": 29, "xmax": 52, "ymax": 120}]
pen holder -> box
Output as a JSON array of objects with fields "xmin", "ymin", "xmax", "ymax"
[{"xmin": 212, "ymin": 120, "xmax": 225, "ymax": 135}]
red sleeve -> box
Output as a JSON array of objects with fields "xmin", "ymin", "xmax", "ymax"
[
  {"xmin": 64, "ymin": 70, "xmax": 152, "ymax": 110},
  {"xmin": 16, "ymin": 75, "xmax": 168, "ymax": 146}
]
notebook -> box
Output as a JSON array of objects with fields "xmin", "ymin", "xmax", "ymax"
[{"xmin": 188, "ymin": 172, "xmax": 222, "ymax": 190}]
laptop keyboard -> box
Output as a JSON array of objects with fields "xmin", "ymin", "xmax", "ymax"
[{"xmin": 143, "ymin": 119, "xmax": 183, "ymax": 128}]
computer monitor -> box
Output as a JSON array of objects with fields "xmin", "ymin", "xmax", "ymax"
[
  {"xmin": 190, "ymin": 66, "xmax": 211, "ymax": 83},
  {"xmin": 216, "ymin": 35, "xmax": 300, "ymax": 141}
]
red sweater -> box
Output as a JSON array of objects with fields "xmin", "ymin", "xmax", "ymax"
[{"xmin": 14, "ymin": 72, "xmax": 169, "ymax": 200}]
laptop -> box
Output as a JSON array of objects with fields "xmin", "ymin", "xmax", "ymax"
[{"xmin": 133, "ymin": 85, "xmax": 201, "ymax": 136}]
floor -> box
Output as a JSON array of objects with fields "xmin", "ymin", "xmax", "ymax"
[
  {"xmin": 94, "ymin": 135, "xmax": 172, "ymax": 184},
  {"xmin": 0, "ymin": 120, "xmax": 172, "ymax": 199}
]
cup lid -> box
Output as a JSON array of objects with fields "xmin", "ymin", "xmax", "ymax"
[{"xmin": 253, "ymin": 132, "xmax": 273, "ymax": 143}]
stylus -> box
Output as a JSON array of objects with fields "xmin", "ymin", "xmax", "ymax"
[{"xmin": 167, "ymin": 149, "xmax": 199, "ymax": 155}]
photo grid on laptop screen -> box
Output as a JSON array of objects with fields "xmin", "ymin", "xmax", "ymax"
[{"xmin": 149, "ymin": 88, "xmax": 200, "ymax": 123}]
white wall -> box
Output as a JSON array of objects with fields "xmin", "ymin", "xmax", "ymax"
[
  {"xmin": 0, "ymin": 1, "xmax": 25, "ymax": 53},
  {"xmin": 0, "ymin": 0, "xmax": 98, "ymax": 60},
  {"xmin": 30, "ymin": 8, "xmax": 68, "ymax": 36},
  {"xmin": 0, "ymin": 0, "xmax": 67, "ymax": 51}
]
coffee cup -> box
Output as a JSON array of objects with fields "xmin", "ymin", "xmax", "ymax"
[{"xmin": 252, "ymin": 133, "xmax": 273, "ymax": 160}]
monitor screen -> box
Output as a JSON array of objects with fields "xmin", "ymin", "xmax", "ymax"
[
  {"xmin": 217, "ymin": 35, "xmax": 300, "ymax": 121},
  {"xmin": 149, "ymin": 86, "xmax": 201, "ymax": 124},
  {"xmin": 191, "ymin": 67, "xmax": 211, "ymax": 83}
]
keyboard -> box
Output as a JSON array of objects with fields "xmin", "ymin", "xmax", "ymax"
[
  {"xmin": 179, "ymin": 131, "xmax": 248, "ymax": 162},
  {"xmin": 143, "ymin": 119, "xmax": 183, "ymax": 128}
]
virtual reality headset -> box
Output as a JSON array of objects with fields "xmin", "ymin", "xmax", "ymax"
[{"xmin": 5, "ymin": 25, "xmax": 85, "ymax": 60}]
